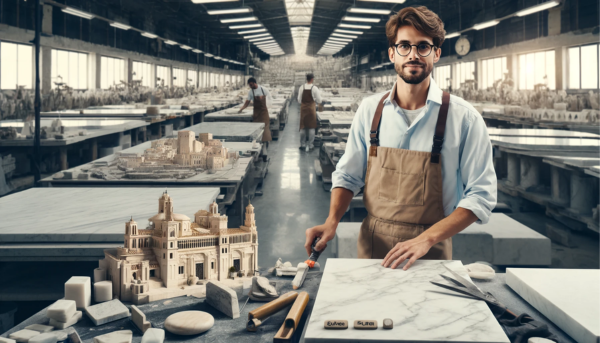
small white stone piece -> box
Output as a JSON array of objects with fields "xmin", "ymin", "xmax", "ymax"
[
  {"xmin": 9, "ymin": 329, "xmax": 40, "ymax": 342},
  {"xmin": 24, "ymin": 324, "xmax": 54, "ymax": 333},
  {"xmin": 94, "ymin": 281, "xmax": 113, "ymax": 303},
  {"xmin": 49, "ymin": 311, "xmax": 82, "ymax": 329},
  {"xmin": 131, "ymin": 305, "xmax": 151, "ymax": 333},
  {"xmin": 465, "ymin": 263, "xmax": 496, "ymax": 280},
  {"xmin": 67, "ymin": 330, "xmax": 82, "ymax": 343},
  {"xmin": 292, "ymin": 263, "xmax": 308, "ymax": 290},
  {"xmin": 46, "ymin": 300, "xmax": 77, "ymax": 323},
  {"xmin": 282, "ymin": 261, "xmax": 292, "ymax": 268},
  {"xmin": 0, "ymin": 337, "xmax": 16, "ymax": 343},
  {"xmin": 28, "ymin": 333, "xmax": 58, "ymax": 343},
  {"xmin": 383, "ymin": 318, "xmax": 393, "ymax": 329},
  {"xmin": 93, "ymin": 268, "xmax": 106, "ymax": 283},
  {"xmin": 85, "ymin": 299, "xmax": 130, "ymax": 326},
  {"xmin": 141, "ymin": 328, "xmax": 165, "ymax": 343},
  {"xmin": 49, "ymin": 328, "xmax": 70, "ymax": 341},
  {"xmin": 205, "ymin": 281, "xmax": 240, "ymax": 319},
  {"xmin": 64, "ymin": 277, "xmax": 91, "ymax": 309},
  {"xmin": 164, "ymin": 311, "xmax": 214, "ymax": 335},
  {"xmin": 92, "ymin": 330, "xmax": 132, "ymax": 343},
  {"xmin": 528, "ymin": 338, "xmax": 555, "ymax": 343}
]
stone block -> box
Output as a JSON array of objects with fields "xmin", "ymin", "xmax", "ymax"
[
  {"xmin": 46, "ymin": 300, "xmax": 76, "ymax": 323},
  {"xmin": 64, "ymin": 277, "xmax": 91, "ymax": 309},
  {"xmin": 0, "ymin": 338, "xmax": 16, "ymax": 343},
  {"xmin": 131, "ymin": 305, "xmax": 151, "ymax": 333},
  {"xmin": 94, "ymin": 281, "xmax": 112, "ymax": 303},
  {"xmin": 49, "ymin": 311, "xmax": 82, "ymax": 329},
  {"xmin": 24, "ymin": 324, "xmax": 54, "ymax": 333},
  {"xmin": 85, "ymin": 299, "xmax": 129, "ymax": 326},
  {"xmin": 205, "ymin": 281, "xmax": 240, "ymax": 319},
  {"xmin": 28, "ymin": 333, "xmax": 57, "ymax": 343},
  {"xmin": 9, "ymin": 329, "xmax": 40, "ymax": 342},
  {"xmin": 141, "ymin": 328, "xmax": 165, "ymax": 343},
  {"xmin": 93, "ymin": 268, "xmax": 106, "ymax": 283},
  {"xmin": 92, "ymin": 330, "xmax": 132, "ymax": 343}
]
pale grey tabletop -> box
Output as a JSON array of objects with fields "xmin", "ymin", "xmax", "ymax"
[
  {"xmin": 487, "ymin": 128, "xmax": 600, "ymax": 139},
  {"xmin": 489, "ymin": 135, "xmax": 600, "ymax": 152},
  {"xmin": 41, "ymin": 108, "xmax": 189, "ymax": 118},
  {"xmin": 185, "ymin": 122, "xmax": 265, "ymax": 142}
]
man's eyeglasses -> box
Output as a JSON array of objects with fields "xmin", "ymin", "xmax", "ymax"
[{"xmin": 392, "ymin": 43, "xmax": 436, "ymax": 57}]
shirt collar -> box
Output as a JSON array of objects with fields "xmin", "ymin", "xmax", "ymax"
[{"xmin": 385, "ymin": 76, "xmax": 443, "ymax": 106}]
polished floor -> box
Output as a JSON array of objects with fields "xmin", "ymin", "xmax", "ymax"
[{"xmin": 252, "ymin": 100, "xmax": 334, "ymax": 270}]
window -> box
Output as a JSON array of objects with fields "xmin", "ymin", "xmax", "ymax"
[
  {"xmin": 170, "ymin": 253, "xmax": 173, "ymax": 259},
  {"xmin": 173, "ymin": 68, "xmax": 186, "ymax": 87},
  {"xmin": 163, "ymin": 253, "xmax": 165, "ymax": 259},
  {"xmin": 51, "ymin": 49, "xmax": 88, "ymax": 89},
  {"xmin": 170, "ymin": 242, "xmax": 173, "ymax": 248},
  {"xmin": 211, "ymin": 262, "xmax": 214, "ymax": 269},
  {"xmin": 156, "ymin": 65, "xmax": 170, "ymax": 87},
  {"xmin": 1, "ymin": 42, "xmax": 32, "ymax": 90},
  {"xmin": 132, "ymin": 61, "xmax": 153, "ymax": 88},
  {"xmin": 100, "ymin": 56, "xmax": 125, "ymax": 89},
  {"xmin": 568, "ymin": 44, "xmax": 599, "ymax": 90},
  {"xmin": 453, "ymin": 61, "xmax": 475, "ymax": 90},
  {"xmin": 210, "ymin": 73, "xmax": 215, "ymax": 87},
  {"xmin": 188, "ymin": 70, "xmax": 197, "ymax": 88},
  {"xmin": 518, "ymin": 50, "xmax": 555, "ymax": 90},
  {"xmin": 481, "ymin": 57, "xmax": 507, "ymax": 90},
  {"xmin": 179, "ymin": 266, "xmax": 184, "ymax": 274},
  {"xmin": 433, "ymin": 65, "xmax": 451, "ymax": 91}
]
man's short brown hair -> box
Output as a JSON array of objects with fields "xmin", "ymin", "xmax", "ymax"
[{"xmin": 386, "ymin": 6, "xmax": 446, "ymax": 48}]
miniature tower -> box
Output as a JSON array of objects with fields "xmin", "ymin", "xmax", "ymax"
[
  {"xmin": 177, "ymin": 131, "xmax": 194, "ymax": 154},
  {"xmin": 241, "ymin": 203, "xmax": 257, "ymax": 232},
  {"xmin": 124, "ymin": 217, "xmax": 138, "ymax": 249},
  {"xmin": 158, "ymin": 191, "xmax": 171, "ymax": 213}
]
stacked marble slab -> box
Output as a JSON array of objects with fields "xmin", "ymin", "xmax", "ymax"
[
  {"xmin": 185, "ymin": 122, "xmax": 265, "ymax": 143},
  {"xmin": 507, "ymin": 268, "xmax": 599, "ymax": 343},
  {"xmin": 334, "ymin": 214, "xmax": 551, "ymax": 266}
]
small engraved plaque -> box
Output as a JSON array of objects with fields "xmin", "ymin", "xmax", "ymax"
[
  {"xmin": 354, "ymin": 320, "xmax": 378, "ymax": 330},
  {"xmin": 324, "ymin": 320, "xmax": 348, "ymax": 330}
]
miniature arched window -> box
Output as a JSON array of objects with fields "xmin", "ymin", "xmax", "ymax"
[
  {"xmin": 170, "ymin": 230, "xmax": 175, "ymax": 237},
  {"xmin": 170, "ymin": 242, "xmax": 173, "ymax": 248},
  {"xmin": 132, "ymin": 240, "xmax": 136, "ymax": 248},
  {"xmin": 170, "ymin": 253, "xmax": 173, "ymax": 259},
  {"xmin": 125, "ymin": 241, "xmax": 128, "ymax": 248},
  {"xmin": 133, "ymin": 272, "xmax": 137, "ymax": 280}
]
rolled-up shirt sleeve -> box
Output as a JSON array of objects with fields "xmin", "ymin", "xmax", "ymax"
[
  {"xmin": 247, "ymin": 90, "xmax": 254, "ymax": 101},
  {"xmin": 313, "ymin": 86, "xmax": 323, "ymax": 104},
  {"xmin": 456, "ymin": 111, "xmax": 497, "ymax": 224},
  {"xmin": 331, "ymin": 103, "xmax": 368, "ymax": 196},
  {"xmin": 297, "ymin": 85, "xmax": 303, "ymax": 103}
]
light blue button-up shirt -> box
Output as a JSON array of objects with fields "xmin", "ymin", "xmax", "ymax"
[{"xmin": 332, "ymin": 77, "xmax": 497, "ymax": 224}]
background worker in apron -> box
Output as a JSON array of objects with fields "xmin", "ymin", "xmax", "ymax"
[
  {"xmin": 297, "ymin": 73, "xmax": 322, "ymax": 152},
  {"xmin": 239, "ymin": 77, "xmax": 272, "ymax": 143},
  {"xmin": 304, "ymin": 6, "xmax": 497, "ymax": 271}
]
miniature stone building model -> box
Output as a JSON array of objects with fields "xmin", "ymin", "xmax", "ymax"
[{"xmin": 98, "ymin": 191, "xmax": 258, "ymax": 304}]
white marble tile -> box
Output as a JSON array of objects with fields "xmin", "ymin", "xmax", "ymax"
[
  {"xmin": 0, "ymin": 188, "xmax": 219, "ymax": 243},
  {"xmin": 507, "ymin": 268, "xmax": 600, "ymax": 343},
  {"xmin": 304, "ymin": 259, "xmax": 509, "ymax": 343}
]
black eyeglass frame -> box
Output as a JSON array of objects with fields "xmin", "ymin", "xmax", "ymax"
[{"xmin": 392, "ymin": 43, "xmax": 437, "ymax": 57}]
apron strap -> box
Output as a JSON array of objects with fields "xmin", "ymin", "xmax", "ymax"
[
  {"xmin": 431, "ymin": 91, "xmax": 450, "ymax": 164},
  {"xmin": 369, "ymin": 92, "xmax": 390, "ymax": 149}
]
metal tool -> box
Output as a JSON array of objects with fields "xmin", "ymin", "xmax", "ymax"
[
  {"xmin": 240, "ymin": 297, "xmax": 250, "ymax": 312},
  {"xmin": 305, "ymin": 237, "xmax": 323, "ymax": 268}
]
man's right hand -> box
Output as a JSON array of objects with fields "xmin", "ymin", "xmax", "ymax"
[{"xmin": 305, "ymin": 220, "xmax": 337, "ymax": 256}]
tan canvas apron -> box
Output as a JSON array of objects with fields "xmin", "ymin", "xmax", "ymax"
[
  {"xmin": 357, "ymin": 91, "xmax": 453, "ymax": 260},
  {"xmin": 300, "ymin": 85, "xmax": 318, "ymax": 130},
  {"xmin": 252, "ymin": 86, "xmax": 272, "ymax": 142}
]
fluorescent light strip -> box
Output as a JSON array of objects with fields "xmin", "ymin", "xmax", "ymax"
[
  {"xmin": 141, "ymin": 32, "xmax": 158, "ymax": 38},
  {"xmin": 473, "ymin": 20, "xmax": 499, "ymax": 30},
  {"xmin": 324, "ymin": 44, "xmax": 346, "ymax": 48},
  {"xmin": 348, "ymin": 7, "xmax": 390, "ymax": 15},
  {"xmin": 258, "ymin": 44, "xmax": 280, "ymax": 49},
  {"xmin": 358, "ymin": 0, "xmax": 406, "ymax": 3},
  {"xmin": 339, "ymin": 23, "xmax": 371, "ymax": 29},
  {"xmin": 110, "ymin": 22, "xmax": 131, "ymax": 30},
  {"xmin": 445, "ymin": 32, "xmax": 460, "ymax": 39},
  {"xmin": 180, "ymin": 45, "xmax": 192, "ymax": 50},
  {"xmin": 516, "ymin": 0, "xmax": 560, "ymax": 16},
  {"xmin": 205, "ymin": 53, "xmax": 214, "ymax": 57},
  {"xmin": 62, "ymin": 7, "xmax": 94, "ymax": 19},
  {"xmin": 192, "ymin": 0, "xmax": 237, "ymax": 3},
  {"xmin": 207, "ymin": 8, "xmax": 252, "ymax": 15},
  {"xmin": 164, "ymin": 40, "xmax": 178, "ymax": 45},
  {"xmin": 192, "ymin": 49, "xmax": 203, "ymax": 53},
  {"xmin": 342, "ymin": 16, "xmax": 380, "ymax": 23},
  {"xmin": 328, "ymin": 37, "xmax": 352, "ymax": 43},
  {"xmin": 239, "ymin": 28, "xmax": 267, "ymax": 34},
  {"xmin": 214, "ymin": 56, "xmax": 222, "ymax": 60},
  {"xmin": 332, "ymin": 33, "xmax": 358, "ymax": 39},
  {"xmin": 256, "ymin": 41, "xmax": 277, "ymax": 45},
  {"xmin": 220, "ymin": 16, "xmax": 257, "ymax": 24},
  {"xmin": 244, "ymin": 33, "xmax": 270, "ymax": 39},
  {"xmin": 335, "ymin": 29, "xmax": 363, "ymax": 35},
  {"xmin": 250, "ymin": 37, "xmax": 273, "ymax": 42},
  {"xmin": 230, "ymin": 23, "xmax": 262, "ymax": 29}
]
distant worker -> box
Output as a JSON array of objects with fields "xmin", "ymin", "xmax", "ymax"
[
  {"xmin": 297, "ymin": 73, "xmax": 322, "ymax": 152},
  {"xmin": 239, "ymin": 77, "xmax": 273, "ymax": 143}
]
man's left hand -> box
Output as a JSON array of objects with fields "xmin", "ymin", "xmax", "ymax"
[{"xmin": 381, "ymin": 235, "xmax": 434, "ymax": 271}]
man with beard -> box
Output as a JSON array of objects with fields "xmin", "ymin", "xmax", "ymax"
[{"xmin": 305, "ymin": 6, "xmax": 496, "ymax": 270}]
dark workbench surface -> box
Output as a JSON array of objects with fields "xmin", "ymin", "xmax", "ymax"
[{"xmin": 1, "ymin": 271, "xmax": 577, "ymax": 343}]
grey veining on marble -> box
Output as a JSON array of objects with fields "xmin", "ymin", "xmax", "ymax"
[
  {"xmin": 304, "ymin": 259, "xmax": 509, "ymax": 343},
  {"xmin": 184, "ymin": 122, "xmax": 265, "ymax": 142},
  {"xmin": 0, "ymin": 187, "xmax": 219, "ymax": 243},
  {"xmin": 507, "ymin": 268, "xmax": 599, "ymax": 343}
]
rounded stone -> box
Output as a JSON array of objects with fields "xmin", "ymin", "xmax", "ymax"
[
  {"xmin": 164, "ymin": 311, "xmax": 214, "ymax": 335},
  {"xmin": 528, "ymin": 339, "xmax": 555, "ymax": 343}
]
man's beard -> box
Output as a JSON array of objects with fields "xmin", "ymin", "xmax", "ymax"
[{"xmin": 395, "ymin": 61, "xmax": 432, "ymax": 84}]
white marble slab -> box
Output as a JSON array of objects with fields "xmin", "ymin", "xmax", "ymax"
[
  {"xmin": 506, "ymin": 268, "xmax": 600, "ymax": 343},
  {"xmin": 185, "ymin": 122, "xmax": 265, "ymax": 142},
  {"xmin": 304, "ymin": 259, "xmax": 509, "ymax": 343},
  {"xmin": 487, "ymin": 128, "xmax": 600, "ymax": 139},
  {"xmin": 0, "ymin": 187, "xmax": 219, "ymax": 243}
]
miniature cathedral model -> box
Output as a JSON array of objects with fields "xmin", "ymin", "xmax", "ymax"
[{"xmin": 98, "ymin": 191, "xmax": 258, "ymax": 304}]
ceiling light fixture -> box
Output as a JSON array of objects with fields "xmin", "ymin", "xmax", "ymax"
[
  {"xmin": 347, "ymin": 7, "xmax": 391, "ymax": 15},
  {"xmin": 192, "ymin": 49, "xmax": 203, "ymax": 53},
  {"xmin": 164, "ymin": 40, "xmax": 178, "ymax": 45},
  {"xmin": 332, "ymin": 33, "xmax": 358, "ymax": 39},
  {"xmin": 473, "ymin": 20, "xmax": 499, "ymax": 30},
  {"xmin": 141, "ymin": 32, "xmax": 158, "ymax": 38},
  {"xmin": 249, "ymin": 37, "xmax": 273, "ymax": 42},
  {"xmin": 358, "ymin": 0, "xmax": 406, "ymax": 3},
  {"xmin": 110, "ymin": 22, "xmax": 131, "ymax": 30},
  {"xmin": 62, "ymin": 7, "xmax": 95, "ymax": 19},
  {"xmin": 238, "ymin": 28, "xmax": 267, "ymax": 34},
  {"xmin": 220, "ymin": 16, "xmax": 257, "ymax": 24},
  {"xmin": 255, "ymin": 40, "xmax": 277, "ymax": 45},
  {"xmin": 516, "ymin": 0, "xmax": 560, "ymax": 16},
  {"xmin": 230, "ymin": 23, "xmax": 262, "ymax": 29},
  {"xmin": 328, "ymin": 37, "xmax": 352, "ymax": 42},
  {"xmin": 335, "ymin": 29, "xmax": 363, "ymax": 35},
  {"xmin": 207, "ymin": 7, "xmax": 252, "ymax": 15},
  {"xmin": 339, "ymin": 23, "xmax": 371, "ymax": 29},
  {"xmin": 191, "ymin": 0, "xmax": 237, "ymax": 3},
  {"xmin": 214, "ymin": 56, "xmax": 222, "ymax": 60},
  {"xmin": 180, "ymin": 45, "xmax": 192, "ymax": 50},
  {"xmin": 342, "ymin": 16, "xmax": 380, "ymax": 23},
  {"xmin": 205, "ymin": 53, "xmax": 214, "ymax": 57},
  {"xmin": 445, "ymin": 32, "xmax": 460, "ymax": 39},
  {"xmin": 243, "ymin": 33, "xmax": 270, "ymax": 39}
]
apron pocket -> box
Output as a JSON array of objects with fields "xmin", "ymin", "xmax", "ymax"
[{"xmin": 377, "ymin": 168, "xmax": 424, "ymax": 205}]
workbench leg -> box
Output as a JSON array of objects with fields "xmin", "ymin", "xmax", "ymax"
[
  {"xmin": 506, "ymin": 154, "xmax": 520, "ymax": 187},
  {"xmin": 60, "ymin": 148, "xmax": 68, "ymax": 171},
  {"xmin": 570, "ymin": 174, "xmax": 596, "ymax": 215},
  {"xmin": 189, "ymin": 115, "xmax": 194, "ymax": 126},
  {"xmin": 142, "ymin": 129, "xmax": 147, "ymax": 142},
  {"xmin": 132, "ymin": 129, "xmax": 139, "ymax": 146},
  {"xmin": 551, "ymin": 166, "xmax": 570, "ymax": 206},
  {"xmin": 519, "ymin": 156, "xmax": 540, "ymax": 190},
  {"xmin": 90, "ymin": 139, "xmax": 98, "ymax": 161}
]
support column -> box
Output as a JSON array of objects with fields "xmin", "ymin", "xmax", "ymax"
[
  {"xmin": 506, "ymin": 154, "xmax": 520, "ymax": 187},
  {"xmin": 570, "ymin": 174, "xmax": 595, "ymax": 214},
  {"xmin": 551, "ymin": 166, "xmax": 570, "ymax": 206},
  {"xmin": 90, "ymin": 139, "xmax": 98, "ymax": 161},
  {"xmin": 41, "ymin": 47, "xmax": 52, "ymax": 95},
  {"xmin": 60, "ymin": 148, "xmax": 68, "ymax": 170},
  {"xmin": 519, "ymin": 156, "xmax": 540, "ymax": 190},
  {"xmin": 42, "ymin": 5, "xmax": 52, "ymax": 34}
]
